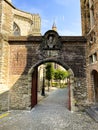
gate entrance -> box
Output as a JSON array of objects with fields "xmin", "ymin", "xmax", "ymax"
[
  {"xmin": 30, "ymin": 61, "xmax": 74, "ymax": 110},
  {"xmin": 8, "ymin": 30, "xmax": 87, "ymax": 111}
]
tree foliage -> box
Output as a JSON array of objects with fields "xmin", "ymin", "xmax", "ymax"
[
  {"xmin": 54, "ymin": 69, "xmax": 69, "ymax": 80},
  {"xmin": 45, "ymin": 63, "xmax": 70, "ymax": 88},
  {"xmin": 45, "ymin": 63, "xmax": 54, "ymax": 81},
  {"xmin": 54, "ymin": 69, "xmax": 70, "ymax": 88},
  {"xmin": 45, "ymin": 63, "xmax": 54, "ymax": 91}
]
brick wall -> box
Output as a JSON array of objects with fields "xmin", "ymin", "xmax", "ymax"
[{"xmin": 80, "ymin": 0, "xmax": 98, "ymax": 104}]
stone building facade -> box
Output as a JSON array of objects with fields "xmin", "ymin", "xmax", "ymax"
[
  {"xmin": 0, "ymin": 0, "xmax": 41, "ymax": 112},
  {"xmin": 0, "ymin": 0, "xmax": 41, "ymax": 89},
  {"xmin": 0, "ymin": 0, "xmax": 97, "ymax": 112},
  {"xmin": 8, "ymin": 32, "xmax": 86, "ymax": 111},
  {"xmin": 80, "ymin": 0, "xmax": 98, "ymax": 104}
]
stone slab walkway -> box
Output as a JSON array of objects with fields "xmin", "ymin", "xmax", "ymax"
[{"xmin": 0, "ymin": 88, "xmax": 98, "ymax": 130}]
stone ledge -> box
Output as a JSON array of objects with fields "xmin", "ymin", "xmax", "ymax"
[{"xmin": 8, "ymin": 36, "xmax": 87, "ymax": 43}]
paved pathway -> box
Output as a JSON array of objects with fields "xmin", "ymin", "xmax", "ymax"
[{"xmin": 0, "ymin": 88, "xmax": 98, "ymax": 130}]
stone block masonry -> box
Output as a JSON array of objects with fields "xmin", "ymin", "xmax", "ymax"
[
  {"xmin": 0, "ymin": 0, "xmax": 92, "ymax": 112},
  {"xmin": 0, "ymin": 90, "xmax": 9, "ymax": 112},
  {"xmin": 7, "ymin": 34, "xmax": 87, "ymax": 111}
]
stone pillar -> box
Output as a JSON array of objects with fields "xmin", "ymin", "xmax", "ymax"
[
  {"xmin": 73, "ymin": 77, "xmax": 87, "ymax": 111},
  {"xmin": 1, "ymin": 0, "xmax": 13, "ymax": 35},
  {"xmin": 0, "ymin": 33, "xmax": 9, "ymax": 90},
  {"xmin": 0, "ymin": 33, "xmax": 9, "ymax": 112}
]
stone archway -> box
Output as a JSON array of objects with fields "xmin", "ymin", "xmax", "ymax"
[
  {"xmin": 28, "ymin": 59, "xmax": 74, "ymax": 110},
  {"xmin": 91, "ymin": 70, "xmax": 98, "ymax": 102},
  {"xmin": 7, "ymin": 30, "xmax": 87, "ymax": 111}
]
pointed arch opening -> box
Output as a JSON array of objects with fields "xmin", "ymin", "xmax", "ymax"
[{"xmin": 13, "ymin": 22, "xmax": 21, "ymax": 36}]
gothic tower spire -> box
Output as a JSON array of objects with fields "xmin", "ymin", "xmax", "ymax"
[{"xmin": 52, "ymin": 21, "xmax": 57, "ymax": 32}]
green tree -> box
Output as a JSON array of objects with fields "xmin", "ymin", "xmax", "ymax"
[
  {"xmin": 54, "ymin": 69, "xmax": 69, "ymax": 88},
  {"xmin": 45, "ymin": 63, "xmax": 54, "ymax": 91}
]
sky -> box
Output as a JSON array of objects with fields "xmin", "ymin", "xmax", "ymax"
[{"xmin": 12, "ymin": 0, "xmax": 82, "ymax": 36}]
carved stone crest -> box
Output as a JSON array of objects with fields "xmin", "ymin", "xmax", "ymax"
[{"xmin": 40, "ymin": 30, "xmax": 62, "ymax": 50}]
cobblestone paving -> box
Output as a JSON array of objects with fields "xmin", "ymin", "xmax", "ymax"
[{"xmin": 0, "ymin": 88, "xmax": 98, "ymax": 130}]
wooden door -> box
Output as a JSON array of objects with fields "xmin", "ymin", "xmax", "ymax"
[{"xmin": 31, "ymin": 67, "xmax": 38, "ymax": 108}]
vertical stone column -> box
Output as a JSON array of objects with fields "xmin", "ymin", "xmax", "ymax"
[
  {"xmin": 0, "ymin": 33, "xmax": 10, "ymax": 112},
  {"xmin": 31, "ymin": 14, "xmax": 41, "ymax": 36},
  {"xmin": 1, "ymin": 0, "xmax": 13, "ymax": 35},
  {"xmin": 0, "ymin": 33, "xmax": 9, "ymax": 90},
  {"xmin": 80, "ymin": 0, "xmax": 86, "ymax": 35},
  {"xmin": 73, "ymin": 77, "xmax": 87, "ymax": 111}
]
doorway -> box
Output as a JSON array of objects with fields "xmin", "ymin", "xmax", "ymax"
[
  {"xmin": 31, "ymin": 61, "xmax": 74, "ymax": 110},
  {"xmin": 92, "ymin": 70, "xmax": 98, "ymax": 102}
]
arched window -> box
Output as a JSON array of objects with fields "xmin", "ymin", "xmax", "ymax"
[{"xmin": 13, "ymin": 22, "xmax": 21, "ymax": 36}]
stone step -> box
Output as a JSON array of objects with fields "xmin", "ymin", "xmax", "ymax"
[{"xmin": 86, "ymin": 106, "xmax": 98, "ymax": 122}]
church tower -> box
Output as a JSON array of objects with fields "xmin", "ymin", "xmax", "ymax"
[{"xmin": 52, "ymin": 21, "xmax": 57, "ymax": 32}]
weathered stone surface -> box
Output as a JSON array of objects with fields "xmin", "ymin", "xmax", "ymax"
[
  {"xmin": 0, "ymin": 0, "xmax": 41, "ymax": 112},
  {"xmin": 0, "ymin": 90, "xmax": 9, "ymax": 113},
  {"xmin": 6, "ymin": 31, "xmax": 87, "ymax": 111},
  {"xmin": 1, "ymin": 0, "xmax": 98, "ymax": 113}
]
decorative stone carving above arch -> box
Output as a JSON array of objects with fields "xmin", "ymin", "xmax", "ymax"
[{"xmin": 40, "ymin": 30, "xmax": 62, "ymax": 50}]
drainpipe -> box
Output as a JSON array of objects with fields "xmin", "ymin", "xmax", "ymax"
[{"xmin": 68, "ymin": 77, "xmax": 71, "ymax": 111}]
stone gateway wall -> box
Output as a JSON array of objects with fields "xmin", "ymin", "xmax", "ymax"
[{"xmin": 5, "ymin": 31, "xmax": 87, "ymax": 111}]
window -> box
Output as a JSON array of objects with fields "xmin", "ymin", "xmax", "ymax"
[
  {"xmin": 89, "ymin": 53, "xmax": 97, "ymax": 64},
  {"xmin": 13, "ymin": 22, "xmax": 21, "ymax": 36},
  {"xmin": 89, "ymin": 55, "xmax": 93, "ymax": 64},
  {"xmin": 93, "ymin": 53, "xmax": 97, "ymax": 62}
]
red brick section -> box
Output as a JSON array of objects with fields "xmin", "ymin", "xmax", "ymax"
[{"xmin": 10, "ymin": 45, "xmax": 27, "ymax": 75}]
